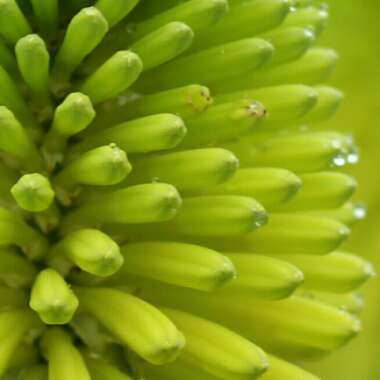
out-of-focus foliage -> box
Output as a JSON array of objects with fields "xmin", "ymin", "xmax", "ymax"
[{"xmin": 307, "ymin": 0, "xmax": 380, "ymax": 379}]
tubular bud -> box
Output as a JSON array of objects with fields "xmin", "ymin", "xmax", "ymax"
[
  {"xmin": 0, "ymin": 248, "xmax": 37, "ymax": 287},
  {"xmin": 261, "ymin": 26, "xmax": 315, "ymax": 66},
  {"xmin": 261, "ymin": 355, "xmax": 320, "ymax": 380},
  {"xmin": 52, "ymin": 7, "xmax": 108, "ymax": 88},
  {"xmin": 68, "ymin": 114, "xmax": 186, "ymax": 156},
  {"xmin": 216, "ymin": 85, "xmax": 318, "ymax": 128},
  {"xmin": 60, "ymin": 183, "xmax": 182, "ymax": 233},
  {"xmin": 0, "ymin": 310, "xmax": 40, "ymax": 376},
  {"xmin": 54, "ymin": 145, "xmax": 131, "ymax": 204},
  {"xmin": 131, "ymin": 22, "xmax": 194, "ymax": 71},
  {"xmin": 95, "ymin": 0, "xmax": 140, "ymax": 27},
  {"xmin": 282, "ymin": 6, "xmax": 329, "ymax": 35},
  {"xmin": 283, "ymin": 251, "xmax": 375, "ymax": 293},
  {"xmin": 161, "ymin": 307, "xmax": 269, "ymax": 380},
  {"xmin": 79, "ymin": 50, "xmax": 143, "ymax": 104},
  {"xmin": 30, "ymin": 269, "xmax": 79, "ymax": 325},
  {"xmin": 125, "ymin": 148, "xmax": 238, "ymax": 192},
  {"xmin": 222, "ymin": 253, "xmax": 304, "ymax": 300},
  {"xmin": 90, "ymin": 84, "xmax": 212, "ymax": 129},
  {"xmin": 167, "ymin": 195, "xmax": 267, "ymax": 237},
  {"xmin": 75, "ymin": 286, "xmax": 185, "ymax": 364},
  {"xmin": 131, "ymin": 0, "xmax": 229, "ymax": 42},
  {"xmin": 53, "ymin": 229, "xmax": 123, "ymax": 277},
  {"xmin": 42, "ymin": 328, "xmax": 91, "ymax": 380},
  {"xmin": 0, "ymin": 0, "xmax": 31, "ymax": 44},
  {"xmin": 0, "ymin": 207, "xmax": 48, "ymax": 259},
  {"xmin": 278, "ymin": 172, "xmax": 357, "ymax": 211},
  {"xmin": 15, "ymin": 34, "xmax": 51, "ymax": 99},
  {"xmin": 136, "ymin": 38, "xmax": 273, "ymax": 93},
  {"xmin": 11, "ymin": 173, "xmax": 55, "ymax": 212},
  {"xmin": 120, "ymin": 241, "xmax": 236, "ymax": 291},
  {"xmin": 191, "ymin": 0, "xmax": 290, "ymax": 51},
  {"xmin": 202, "ymin": 168, "xmax": 302, "ymax": 208},
  {"xmin": 84, "ymin": 355, "xmax": 133, "ymax": 380},
  {"xmin": 181, "ymin": 99, "xmax": 266, "ymax": 148},
  {"xmin": 0, "ymin": 107, "xmax": 44, "ymax": 171},
  {"xmin": 230, "ymin": 131, "xmax": 354, "ymax": 173},
  {"xmin": 31, "ymin": 0, "xmax": 58, "ymax": 37}
]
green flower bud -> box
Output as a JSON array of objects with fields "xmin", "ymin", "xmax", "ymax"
[
  {"xmin": 42, "ymin": 328, "xmax": 91, "ymax": 380},
  {"xmin": 222, "ymin": 253, "xmax": 304, "ymax": 300},
  {"xmin": 75, "ymin": 286, "xmax": 185, "ymax": 364},
  {"xmin": 203, "ymin": 168, "xmax": 302, "ymax": 208},
  {"xmin": 53, "ymin": 229, "xmax": 123, "ymax": 277},
  {"xmin": 0, "ymin": 0, "xmax": 31, "ymax": 44},
  {"xmin": 283, "ymin": 251, "xmax": 375, "ymax": 293},
  {"xmin": 11, "ymin": 173, "xmax": 54, "ymax": 212},
  {"xmin": 79, "ymin": 50, "xmax": 142, "ymax": 104},
  {"xmin": 31, "ymin": 0, "xmax": 58, "ymax": 38},
  {"xmin": 30, "ymin": 269, "xmax": 79, "ymax": 324},
  {"xmin": 119, "ymin": 241, "xmax": 236, "ymax": 291},
  {"xmin": 125, "ymin": 148, "xmax": 238, "ymax": 192}
]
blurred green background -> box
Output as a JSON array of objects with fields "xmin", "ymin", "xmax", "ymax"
[{"xmin": 306, "ymin": 1, "xmax": 380, "ymax": 379}]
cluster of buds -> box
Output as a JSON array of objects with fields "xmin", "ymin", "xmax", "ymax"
[{"xmin": 0, "ymin": 1, "xmax": 373, "ymax": 380}]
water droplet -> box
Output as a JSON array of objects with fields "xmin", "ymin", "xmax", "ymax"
[
  {"xmin": 332, "ymin": 154, "xmax": 346, "ymax": 167},
  {"xmin": 353, "ymin": 203, "xmax": 367, "ymax": 220},
  {"xmin": 347, "ymin": 148, "xmax": 359, "ymax": 164}
]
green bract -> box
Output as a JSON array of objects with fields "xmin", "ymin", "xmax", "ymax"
[{"xmin": 0, "ymin": 1, "xmax": 372, "ymax": 380}]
